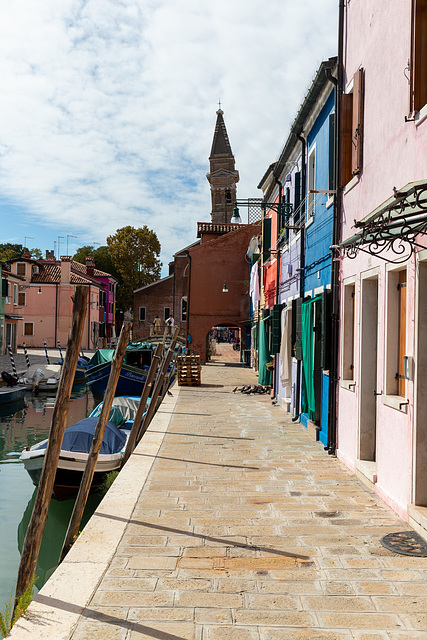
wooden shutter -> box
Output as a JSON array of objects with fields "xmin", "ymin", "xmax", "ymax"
[
  {"xmin": 271, "ymin": 304, "xmax": 282, "ymax": 354},
  {"xmin": 320, "ymin": 290, "xmax": 332, "ymax": 370},
  {"xmin": 293, "ymin": 172, "xmax": 301, "ymax": 224},
  {"xmin": 293, "ymin": 298, "xmax": 303, "ymax": 361},
  {"xmin": 262, "ymin": 217, "xmax": 272, "ymax": 259},
  {"xmin": 352, "ymin": 68, "xmax": 364, "ymax": 176},
  {"xmin": 412, "ymin": 0, "xmax": 427, "ymax": 112},
  {"xmin": 340, "ymin": 93, "xmax": 353, "ymax": 186},
  {"xmin": 397, "ymin": 270, "xmax": 407, "ymax": 396},
  {"xmin": 1, "ymin": 278, "xmax": 8, "ymax": 298}
]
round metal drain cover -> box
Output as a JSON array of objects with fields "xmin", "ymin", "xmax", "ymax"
[{"xmin": 380, "ymin": 531, "xmax": 427, "ymax": 557}]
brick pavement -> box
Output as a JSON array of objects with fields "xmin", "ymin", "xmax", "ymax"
[{"xmin": 13, "ymin": 359, "xmax": 427, "ymax": 639}]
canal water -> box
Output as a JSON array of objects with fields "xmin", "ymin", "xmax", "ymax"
[{"xmin": 0, "ymin": 386, "xmax": 102, "ymax": 609}]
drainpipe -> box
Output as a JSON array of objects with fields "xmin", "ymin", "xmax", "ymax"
[
  {"xmin": 326, "ymin": 0, "xmax": 344, "ymax": 455},
  {"xmin": 55, "ymin": 283, "xmax": 58, "ymax": 345},
  {"xmin": 292, "ymin": 133, "xmax": 306, "ymax": 422},
  {"xmin": 272, "ymin": 177, "xmax": 283, "ymax": 403}
]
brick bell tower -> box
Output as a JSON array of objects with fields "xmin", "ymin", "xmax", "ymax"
[{"xmin": 206, "ymin": 108, "xmax": 240, "ymax": 223}]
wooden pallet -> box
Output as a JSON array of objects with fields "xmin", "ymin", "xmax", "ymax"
[{"xmin": 177, "ymin": 355, "xmax": 201, "ymax": 386}]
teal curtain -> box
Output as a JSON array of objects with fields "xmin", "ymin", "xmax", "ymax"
[
  {"xmin": 258, "ymin": 319, "xmax": 272, "ymax": 386},
  {"xmin": 301, "ymin": 296, "xmax": 321, "ymax": 420}
]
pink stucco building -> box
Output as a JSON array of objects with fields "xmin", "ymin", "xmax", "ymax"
[
  {"xmin": 336, "ymin": 0, "xmax": 427, "ymax": 535},
  {"xmin": 3, "ymin": 254, "xmax": 117, "ymax": 351}
]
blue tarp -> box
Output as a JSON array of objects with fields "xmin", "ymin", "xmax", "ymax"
[{"xmin": 35, "ymin": 417, "xmax": 127, "ymax": 454}]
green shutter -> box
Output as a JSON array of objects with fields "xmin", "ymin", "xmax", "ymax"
[
  {"xmin": 271, "ymin": 304, "xmax": 282, "ymax": 354},
  {"xmin": 262, "ymin": 217, "xmax": 271, "ymax": 259},
  {"xmin": 320, "ymin": 290, "xmax": 332, "ymax": 370},
  {"xmin": 1, "ymin": 279, "xmax": 8, "ymax": 298},
  {"xmin": 294, "ymin": 172, "xmax": 301, "ymax": 223},
  {"xmin": 293, "ymin": 298, "xmax": 303, "ymax": 361}
]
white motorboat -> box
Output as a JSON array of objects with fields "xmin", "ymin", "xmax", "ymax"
[
  {"xmin": 18, "ymin": 364, "xmax": 62, "ymax": 393},
  {"xmin": 20, "ymin": 396, "xmax": 145, "ymax": 500}
]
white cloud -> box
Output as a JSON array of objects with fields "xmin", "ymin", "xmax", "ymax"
[{"xmin": 0, "ymin": 0, "xmax": 337, "ymax": 268}]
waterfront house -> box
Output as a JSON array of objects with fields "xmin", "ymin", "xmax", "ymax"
[
  {"xmin": 3, "ymin": 253, "xmax": 117, "ymax": 351},
  {"xmin": 257, "ymin": 58, "xmax": 337, "ymax": 447},
  {"xmin": 336, "ymin": 0, "xmax": 427, "ymax": 533}
]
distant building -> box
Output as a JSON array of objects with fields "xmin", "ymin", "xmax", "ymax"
[
  {"xmin": 2, "ymin": 253, "xmax": 117, "ymax": 351},
  {"xmin": 133, "ymin": 109, "xmax": 260, "ymax": 360}
]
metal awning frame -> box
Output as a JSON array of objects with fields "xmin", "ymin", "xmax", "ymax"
[{"xmin": 340, "ymin": 180, "xmax": 427, "ymax": 264}]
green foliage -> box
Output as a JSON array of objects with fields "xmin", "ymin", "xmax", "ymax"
[
  {"xmin": 72, "ymin": 245, "xmax": 95, "ymax": 264},
  {"xmin": 0, "ymin": 243, "xmax": 41, "ymax": 262},
  {"xmin": 72, "ymin": 245, "xmax": 121, "ymax": 282},
  {"xmin": 107, "ymin": 226, "xmax": 161, "ymax": 311},
  {"xmin": 0, "ymin": 576, "xmax": 37, "ymax": 638},
  {"xmin": 98, "ymin": 470, "xmax": 119, "ymax": 496}
]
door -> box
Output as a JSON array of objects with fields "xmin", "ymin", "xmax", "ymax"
[
  {"xmin": 6, "ymin": 323, "xmax": 17, "ymax": 353},
  {"xmin": 359, "ymin": 276, "xmax": 379, "ymax": 461}
]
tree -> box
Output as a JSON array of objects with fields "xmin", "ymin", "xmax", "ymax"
[
  {"xmin": 0, "ymin": 244, "xmax": 42, "ymax": 261},
  {"xmin": 72, "ymin": 245, "xmax": 95, "ymax": 264},
  {"xmin": 107, "ymin": 226, "xmax": 161, "ymax": 311}
]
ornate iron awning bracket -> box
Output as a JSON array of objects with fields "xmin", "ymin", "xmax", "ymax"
[{"xmin": 341, "ymin": 182, "xmax": 427, "ymax": 264}]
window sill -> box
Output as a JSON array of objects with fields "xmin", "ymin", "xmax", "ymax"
[
  {"xmin": 382, "ymin": 394, "xmax": 408, "ymax": 412},
  {"xmin": 326, "ymin": 196, "xmax": 334, "ymax": 209},
  {"xmin": 415, "ymin": 104, "xmax": 427, "ymax": 127},
  {"xmin": 340, "ymin": 379, "xmax": 356, "ymax": 391},
  {"xmin": 343, "ymin": 174, "xmax": 360, "ymax": 195}
]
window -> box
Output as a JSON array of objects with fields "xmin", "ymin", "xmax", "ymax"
[
  {"xmin": 181, "ymin": 297, "xmax": 187, "ymax": 322},
  {"xmin": 262, "ymin": 216, "xmax": 271, "ymax": 260},
  {"xmin": 410, "ymin": 0, "xmax": 427, "ymax": 113},
  {"xmin": 342, "ymin": 283, "xmax": 356, "ymax": 380},
  {"xmin": 13, "ymin": 285, "xmax": 17, "ymax": 305},
  {"xmin": 340, "ymin": 68, "xmax": 365, "ymax": 186},
  {"xmin": 23, "ymin": 322, "xmax": 34, "ymax": 337},
  {"xmin": 386, "ymin": 269, "xmax": 407, "ymax": 396},
  {"xmin": 18, "ymin": 292, "xmax": 26, "ymax": 306},
  {"xmin": 164, "ymin": 307, "xmax": 171, "ymax": 322},
  {"xmin": 6, "ymin": 281, "xmax": 11, "ymax": 305},
  {"xmin": 307, "ymin": 146, "xmax": 316, "ymax": 220},
  {"xmin": 139, "ymin": 307, "xmax": 146, "ymax": 322},
  {"xmin": 16, "ymin": 263, "xmax": 26, "ymax": 276}
]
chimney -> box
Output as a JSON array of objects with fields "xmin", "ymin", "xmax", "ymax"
[
  {"xmin": 169, "ymin": 261, "xmax": 175, "ymax": 276},
  {"xmin": 86, "ymin": 256, "xmax": 95, "ymax": 277},
  {"xmin": 46, "ymin": 250, "xmax": 55, "ymax": 260},
  {"xmin": 60, "ymin": 255, "xmax": 71, "ymax": 283}
]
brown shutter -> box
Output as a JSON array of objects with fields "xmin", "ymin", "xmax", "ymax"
[
  {"xmin": 412, "ymin": 0, "xmax": 427, "ymax": 112},
  {"xmin": 352, "ymin": 68, "xmax": 364, "ymax": 176},
  {"xmin": 340, "ymin": 93, "xmax": 353, "ymax": 186},
  {"xmin": 397, "ymin": 270, "xmax": 407, "ymax": 396}
]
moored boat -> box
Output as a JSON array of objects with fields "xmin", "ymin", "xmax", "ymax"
[
  {"xmin": 20, "ymin": 396, "xmax": 146, "ymax": 500},
  {"xmin": 18, "ymin": 363, "xmax": 62, "ymax": 393},
  {"xmin": 85, "ymin": 343, "xmax": 154, "ymax": 396},
  {"xmin": 0, "ymin": 384, "xmax": 26, "ymax": 406}
]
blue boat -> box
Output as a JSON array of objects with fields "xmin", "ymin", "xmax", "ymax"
[{"xmin": 85, "ymin": 343, "xmax": 154, "ymax": 397}]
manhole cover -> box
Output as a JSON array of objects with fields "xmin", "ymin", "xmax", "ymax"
[{"xmin": 380, "ymin": 531, "xmax": 427, "ymax": 556}]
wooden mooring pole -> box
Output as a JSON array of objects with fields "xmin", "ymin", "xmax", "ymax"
[
  {"xmin": 136, "ymin": 326, "xmax": 179, "ymax": 446},
  {"xmin": 121, "ymin": 341, "xmax": 163, "ymax": 468},
  {"xmin": 13, "ymin": 286, "xmax": 89, "ymax": 613},
  {"xmin": 60, "ymin": 321, "xmax": 132, "ymax": 562}
]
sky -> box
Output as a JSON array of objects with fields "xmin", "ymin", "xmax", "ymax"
[{"xmin": 0, "ymin": 0, "xmax": 338, "ymax": 275}]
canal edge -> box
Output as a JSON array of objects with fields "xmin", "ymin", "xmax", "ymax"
[{"xmin": 8, "ymin": 382, "xmax": 182, "ymax": 640}]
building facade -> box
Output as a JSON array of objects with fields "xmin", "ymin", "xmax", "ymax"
[{"xmin": 336, "ymin": 0, "xmax": 427, "ymax": 533}]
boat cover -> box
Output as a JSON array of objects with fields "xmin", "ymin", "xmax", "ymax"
[
  {"xmin": 35, "ymin": 417, "xmax": 127, "ymax": 454},
  {"xmin": 87, "ymin": 343, "xmax": 153, "ymax": 368}
]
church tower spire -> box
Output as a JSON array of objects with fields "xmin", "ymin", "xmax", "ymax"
[{"xmin": 206, "ymin": 108, "xmax": 240, "ymax": 223}]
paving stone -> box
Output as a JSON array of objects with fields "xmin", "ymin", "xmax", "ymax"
[{"xmin": 206, "ymin": 628, "xmax": 260, "ymax": 640}]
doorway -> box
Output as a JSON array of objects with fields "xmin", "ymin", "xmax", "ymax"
[
  {"xmin": 414, "ymin": 261, "xmax": 427, "ymax": 506},
  {"xmin": 6, "ymin": 323, "xmax": 17, "ymax": 353},
  {"xmin": 359, "ymin": 275, "xmax": 379, "ymax": 462}
]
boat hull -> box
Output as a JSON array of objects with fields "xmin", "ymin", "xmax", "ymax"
[
  {"xmin": 87, "ymin": 362, "xmax": 148, "ymax": 396},
  {"xmin": 21, "ymin": 445, "xmax": 126, "ymax": 500},
  {"xmin": 0, "ymin": 385, "xmax": 26, "ymax": 404}
]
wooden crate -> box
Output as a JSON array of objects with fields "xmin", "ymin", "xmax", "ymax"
[{"xmin": 177, "ymin": 355, "xmax": 201, "ymax": 386}]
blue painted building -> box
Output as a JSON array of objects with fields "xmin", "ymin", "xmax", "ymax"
[{"xmin": 258, "ymin": 57, "xmax": 337, "ymax": 446}]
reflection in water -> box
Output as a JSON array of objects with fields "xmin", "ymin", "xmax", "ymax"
[
  {"xmin": 18, "ymin": 489, "xmax": 102, "ymax": 589},
  {"xmin": 0, "ymin": 386, "xmax": 98, "ymax": 606}
]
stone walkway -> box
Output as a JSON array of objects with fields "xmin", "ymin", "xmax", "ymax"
[{"xmin": 11, "ymin": 357, "xmax": 427, "ymax": 639}]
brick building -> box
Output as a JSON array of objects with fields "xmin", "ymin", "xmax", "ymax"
[{"xmin": 133, "ymin": 109, "xmax": 260, "ymax": 360}]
